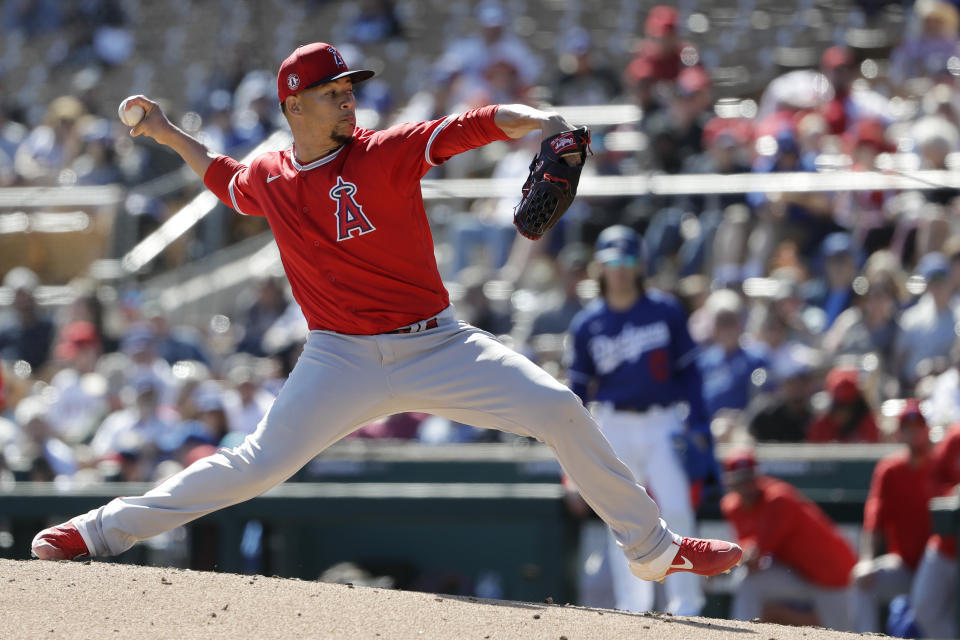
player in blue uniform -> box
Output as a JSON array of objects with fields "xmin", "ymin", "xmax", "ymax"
[{"xmin": 568, "ymin": 225, "xmax": 712, "ymax": 615}]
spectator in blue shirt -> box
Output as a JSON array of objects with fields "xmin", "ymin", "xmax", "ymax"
[
  {"xmin": 698, "ymin": 289, "xmax": 769, "ymax": 420},
  {"xmin": 806, "ymin": 232, "xmax": 858, "ymax": 331}
]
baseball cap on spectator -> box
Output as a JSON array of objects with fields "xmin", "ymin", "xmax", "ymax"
[
  {"xmin": 772, "ymin": 344, "xmax": 819, "ymax": 382},
  {"xmin": 916, "ymin": 252, "xmax": 950, "ymax": 281},
  {"xmin": 121, "ymin": 324, "xmax": 156, "ymax": 354},
  {"xmin": 595, "ymin": 225, "xmax": 643, "ymax": 264},
  {"xmin": 207, "ymin": 89, "xmax": 232, "ymax": 114},
  {"xmin": 899, "ymin": 398, "xmax": 927, "ymax": 427},
  {"xmin": 564, "ymin": 27, "xmax": 592, "ymax": 56},
  {"xmin": 44, "ymin": 95, "xmax": 84, "ymax": 127},
  {"xmin": 130, "ymin": 373, "xmax": 160, "ymax": 396},
  {"xmin": 81, "ymin": 118, "xmax": 111, "ymax": 144},
  {"xmin": 773, "ymin": 128, "xmax": 800, "ymax": 156},
  {"xmin": 705, "ymin": 289, "xmax": 744, "ymax": 320},
  {"xmin": 846, "ymin": 119, "xmax": 893, "ymax": 154},
  {"xmin": 645, "ymin": 5, "xmax": 678, "ymax": 37},
  {"xmin": 825, "ymin": 366, "xmax": 859, "ymax": 405},
  {"xmin": 723, "ymin": 448, "xmax": 758, "ymax": 483},
  {"xmin": 3, "ymin": 266, "xmax": 39, "ymax": 293},
  {"xmin": 113, "ymin": 431, "xmax": 146, "ymax": 460},
  {"xmin": 54, "ymin": 321, "xmax": 100, "ymax": 360},
  {"xmin": 476, "ymin": 1, "xmax": 506, "ymax": 27},
  {"xmin": 14, "ymin": 395, "xmax": 49, "ymax": 427},
  {"xmin": 277, "ymin": 43, "xmax": 374, "ymax": 105},
  {"xmin": 821, "ymin": 232, "xmax": 855, "ymax": 260},
  {"xmin": 821, "ymin": 46, "xmax": 855, "ymax": 71},
  {"xmin": 703, "ymin": 117, "xmax": 752, "ymax": 148},
  {"xmin": 196, "ymin": 393, "xmax": 224, "ymax": 413}
]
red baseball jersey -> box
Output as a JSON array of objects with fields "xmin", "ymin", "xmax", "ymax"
[
  {"xmin": 862, "ymin": 450, "xmax": 937, "ymax": 569},
  {"xmin": 203, "ymin": 105, "xmax": 510, "ymax": 334},
  {"xmin": 806, "ymin": 412, "xmax": 881, "ymax": 444},
  {"xmin": 929, "ymin": 425, "xmax": 960, "ymax": 557},
  {"xmin": 721, "ymin": 476, "xmax": 857, "ymax": 588}
]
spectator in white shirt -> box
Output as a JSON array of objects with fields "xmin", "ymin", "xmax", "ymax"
[{"xmin": 223, "ymin": 365, "xmax": 275, "ymax": 436}]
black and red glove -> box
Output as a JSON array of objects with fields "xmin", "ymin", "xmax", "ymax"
[{"xmin": 513, "ymin": 127, "xmax": 591, "ymax": 240}]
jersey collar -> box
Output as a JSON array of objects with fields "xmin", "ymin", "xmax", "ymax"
[{"xmin": 289, "ymin": 144, "xmax": 344, "ymax": 172}]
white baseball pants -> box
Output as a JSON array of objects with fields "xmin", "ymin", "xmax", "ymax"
[
  {"xmin": 595, "ymin": 405, "xmax": 704, "ymax": 616},
  {"xmin": 73, "ymin": 307, "xmax": 678, "ymax": 574}
]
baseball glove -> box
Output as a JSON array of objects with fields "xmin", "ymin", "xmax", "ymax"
[{"xmin": 513, "ymin": 126, "xmax": 591, "ymax": 240}]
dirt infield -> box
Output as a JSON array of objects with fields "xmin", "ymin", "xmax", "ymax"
[{"xmin": 0, "ymin": 558, "xmax": 866, "ymax": 639}]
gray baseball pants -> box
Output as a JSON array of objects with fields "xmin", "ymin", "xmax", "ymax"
[
  {"xmin": 851, "ymin": 553, "xmax": 914, "ymax": 632},
  {"xmin": 730, "ymin": 561, "xmax": 853, "ymax": 631},
  {"xmin": 73, "ymin": 307, "xmax": 676, "ymax": 572},
  {"xmin": 911, "ymin": 546, "xmax": 957, "ymax": 639}
]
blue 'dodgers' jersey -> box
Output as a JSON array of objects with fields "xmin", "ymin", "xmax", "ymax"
[{"xmin": 567, "ymin": 290, "xmax": 709, "ymax": 426}]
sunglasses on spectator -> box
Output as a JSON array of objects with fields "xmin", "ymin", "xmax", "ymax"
[{"xmin": 601, "ymin": 256, "xmax": 638, "ymax": 268}]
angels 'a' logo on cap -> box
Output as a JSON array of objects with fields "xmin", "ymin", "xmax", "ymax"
[
  {"xmin": 287, "ymin": 73, "xmax": 300, "ymax": 91},
  {"xmin": 328, "ymin": 47, "xmax": 345, "ymax": 70}
]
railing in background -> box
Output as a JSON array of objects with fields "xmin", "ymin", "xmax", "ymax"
[{"xmin": 2, "ymin": 101, "xmax": 958, "ymax": 287}]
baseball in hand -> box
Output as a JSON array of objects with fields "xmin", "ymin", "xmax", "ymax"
[{"xmin": 118, "ymin": 98, "xmax": 145, "ymax": 127}]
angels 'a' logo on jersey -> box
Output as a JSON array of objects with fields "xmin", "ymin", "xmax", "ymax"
[{"xmin": 329, "ymin": 176, "xmax": 376, "ymax": 241}]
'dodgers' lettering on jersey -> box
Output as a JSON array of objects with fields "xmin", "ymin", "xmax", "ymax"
[
  {"xmin": 329, "ymin": 176, "xmax": 376, "ymax": 241},
  {"xmin": 589, "ymin": 321, "xmax": 670, "ymax": 375}
]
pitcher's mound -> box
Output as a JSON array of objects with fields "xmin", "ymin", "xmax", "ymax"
[{"xmin": 0, "ymin": 558, "xmax": 866, "ymax": 639}]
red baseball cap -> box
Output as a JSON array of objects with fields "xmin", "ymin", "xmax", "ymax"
[
  {"xmin": 277, "ymin": 43, "xmax": 374, "ymax": 105},
  {"xmin": 724, "ymin": 449, "xmax": 757, "ymax": 474},
  {"xmin": 54, "ymin": 321, "xmax": 100, "ymax": 360},
  {"xmin": 821, "ymin": 46, "xmax": 855, "ymax": 71},
  {"xmin": 723, "ymin": 448, "xmax": 758, "ymax": 484},
  {"xmin": 899, "ymin": 398, "xmax": 927, "ymax": 428},
  {"xmin": 825, "ymin": 366, "xmax": 859, "ymax": 405},
  {"xmin": 645, "ymin": 5, "xmax": 678, "ymax": 38}
]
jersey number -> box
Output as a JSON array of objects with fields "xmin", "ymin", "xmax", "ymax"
[{"xmin": 649, "ymin": 348, "xmax": 670, "ymax": 383}]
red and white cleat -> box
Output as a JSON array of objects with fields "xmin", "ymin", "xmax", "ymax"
[
  {"xmin": 664, "ymin": 536, "xmax": 742, "ymax": 578},
  {"xmin": 31, "ymin": 522, "xmax": 90, "ymax": 561}
]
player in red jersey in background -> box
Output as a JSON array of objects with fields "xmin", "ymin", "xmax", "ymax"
[
  {"xmin": 910, "ymin": 408, "xmax": 960, "ymax": 638},
  {"xmin": 850, "ymin": 399, "xmax": 937, "ymax": 632},
  {"xmin": 31, "ymin": 43, "xmax": 740, "ymax": 588},
  {"xmin": 721, "ymin": 449, "xmax": 856, "ymax": 631}
]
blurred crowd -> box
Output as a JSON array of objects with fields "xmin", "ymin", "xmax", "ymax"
[{"xmin": 6, "ymin": 0, "xmax": 960, "ymax": 629}]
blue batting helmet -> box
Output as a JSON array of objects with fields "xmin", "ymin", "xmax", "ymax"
[{"xmin": 595, "ymin": 225, "xmax": 644, "ymax": 264}]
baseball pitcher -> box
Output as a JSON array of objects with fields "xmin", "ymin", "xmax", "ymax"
[{"xmin": 32, "ymin": 43, "xmax": 740, "ymax": 588}]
